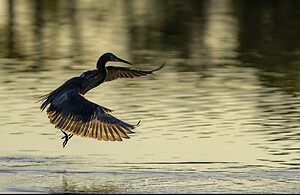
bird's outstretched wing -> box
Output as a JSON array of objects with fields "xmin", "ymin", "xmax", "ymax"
[
  {"xmin": 43, "ymin": 89, "xmax": 136, "ymax": 141},
  {"xmin": 104, "ymin": 63, "xmax": 165, "ymax": 82}
]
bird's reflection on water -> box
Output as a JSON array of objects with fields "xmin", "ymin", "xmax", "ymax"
[{"xmin": 51, "ymin": 173, "xmax": 120, "ymax": 194}]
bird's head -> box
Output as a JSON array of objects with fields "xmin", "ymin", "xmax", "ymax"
[{"xmin": 97, "ymin": 52, "xmax": 132, "ymax": 69}]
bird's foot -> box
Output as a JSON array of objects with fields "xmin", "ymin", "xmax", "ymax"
[{"xmin": 61, "ymin": 130, "xmax": 73, "ymax": 148}]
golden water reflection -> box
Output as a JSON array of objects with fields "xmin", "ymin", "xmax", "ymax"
[{"xmin": 0, "ymin": 0, "xmax": 300, "ymax": 193}]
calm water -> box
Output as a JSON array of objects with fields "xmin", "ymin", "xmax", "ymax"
[{"xmin": 0, "ymin": 0, "xmax": 300, "ymax": 193}]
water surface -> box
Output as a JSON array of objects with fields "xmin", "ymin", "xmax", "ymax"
[{"xmin": 0, "ymin": 0, "xmax": 300, "ymax": 193}]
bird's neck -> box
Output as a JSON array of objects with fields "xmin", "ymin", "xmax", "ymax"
[
  {"xmin": 80, "ymin": 73, "xmax": 106, "ymax": 95},
  {"xmin": 95, "ymin": 59, "xmax": 108, "ymax": 85},
  {"xmin": 79, "ymin": 58, "xmax": 108, "ymax": 94},
  {"xmin": 96, "ymin": 58, "xmax": 107, "ymax": 71},
  {"xmin": 80, "ymin": 59, "xmax": 107, "ymax": 95}
]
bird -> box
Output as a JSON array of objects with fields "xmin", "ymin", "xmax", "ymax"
[{"xmin": 39, "ymin": 52, "xmax": 165, "ymax": 148}]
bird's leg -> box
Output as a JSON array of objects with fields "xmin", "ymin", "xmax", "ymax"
[
  {"xmin": 68, "ymin": 134, "xmax": 73, "ymax": 139},
  {"xmin": 61, "ymin": 130, "xmax": 68, "ymax": 140},
  {"xmin": 60, "ymin": 130, "xmax": 73, "ymax": 148}
]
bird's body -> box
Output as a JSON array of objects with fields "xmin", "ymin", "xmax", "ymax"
[{"xmin": 40, "ymin": 53, "xmax": 164, "ymax": 147}]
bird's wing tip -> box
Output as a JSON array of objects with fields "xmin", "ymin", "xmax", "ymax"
[
  {"xmin": 153, "ymin": 62, "xmax": 165, "ymax": 72},
  {"xmin": 134, "ymin": 120, "xmax": 141, "ymax": 127}
]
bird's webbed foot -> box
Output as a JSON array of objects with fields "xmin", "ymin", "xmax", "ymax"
[{"xmin": 61, "ymin": 130, "xmax": 73, "ymax": 148}]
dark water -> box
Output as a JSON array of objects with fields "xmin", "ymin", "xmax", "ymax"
[{"xmin": 0, "ymin": 0, "xmax": 300, "ymax": 193}]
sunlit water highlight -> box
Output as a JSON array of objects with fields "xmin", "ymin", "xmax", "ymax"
[{"xmin": 0, "ymin": 0, "xmax": 300, "ymax": 193}]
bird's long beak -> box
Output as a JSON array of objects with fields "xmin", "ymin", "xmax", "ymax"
[{"xmin": 115, "ymin": 57, "xmax": 132, "ymax": 65}]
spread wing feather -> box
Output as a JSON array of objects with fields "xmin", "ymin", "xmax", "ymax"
[
  {"xmin": 44, "ymin": 89, "xmax": 135, "ymax": 141},
  {"xmin": 104, "ymin": 63, "xmax": 165, "ymax": 82}
]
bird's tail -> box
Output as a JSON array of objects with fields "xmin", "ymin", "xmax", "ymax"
[
  {"xmin": 36, "ymin": 92, "xmax": 52, "ymax": 111},
  {"xmin": 35, "ymin": 93, "xmax": 50, "ymax": 103}
]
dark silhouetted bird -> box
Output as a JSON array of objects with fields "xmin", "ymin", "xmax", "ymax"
[{"xmin": 39, "ymin": 53, "xmax": 165, "ymax": 147}]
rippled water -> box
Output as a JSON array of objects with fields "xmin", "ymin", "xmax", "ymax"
[{"xmin": 0, "ymin": 0, "xmax": 300, "ymax": 193}]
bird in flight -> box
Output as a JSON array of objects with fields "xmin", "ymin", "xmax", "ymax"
[{"xmin": 39, "ymin": 53, "xmax": 165, "ymax": 148}]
